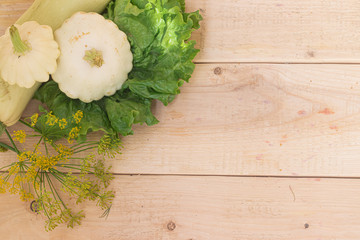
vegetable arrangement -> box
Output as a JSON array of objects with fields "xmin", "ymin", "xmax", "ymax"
[
  {"xmin": 0, "ymin": 0, "xmax": 201, "ymax": 230},
  {"xmin": 0, "ymin": 0, "xmax": 111, "ymax": 131}
]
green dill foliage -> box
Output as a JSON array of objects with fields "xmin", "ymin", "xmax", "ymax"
[{"xmin": 0, "ymin": 109, "xmax": 122, "ymax": 231}]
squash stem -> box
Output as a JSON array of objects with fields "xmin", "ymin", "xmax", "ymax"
[
  {"xmin": 9, "ymin": 25, "xmax": 31, "ymax": 55},
  {"xmin": 83, "ymin": 48, "xmax": 104, "ymax": 67}
]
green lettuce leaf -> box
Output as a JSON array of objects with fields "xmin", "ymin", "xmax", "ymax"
[
  {"xmin": 35, "ymin": 81, "xmax": 115, "ymax": 139},
  {"xmin": 35, "ymin": 0, "xmax": 202, "ymax": 138},
  {"xmin": 107, "ymin": 0, "xmax": 202, "ymax": 105},
  {"xmin": 105, "ymin": 90, "xmax": 159, "ymax": 136}
]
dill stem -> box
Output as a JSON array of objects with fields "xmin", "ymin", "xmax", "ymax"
[
  {"xmin": 44, "ymin": 140, "xmax": 49, "ymax": 155},
  {"xmin": 36, "ymin": 136, "xmax": 44, "ymax": 148},
  {"xmin": 40, "ymin": 172, "xmax": 53, "ymax": 219},
  {"xmin": 71, "ymin": 142, "xmax": 98, "ymax": 152},
  {"xmin": 73, "ymin": 146, "xmax": 97, "ymax": 154},
  {"xmin": 71, "ymin": 141, "xmax": 98, "ymax": 149},
  {"xmin": 22, "ymin": 164, "xmax": 32, "ymax": 194},
  {"xmin": 48, "ymin": 171, "xmax": 78, "ymax": 195},
  {"xmin": 0, "ymin": 142, "xmax": 17, "ymax": 153},
  {"xmin": 19, "ymin": 119, "xmax": 42, "ymax": 134},
  {"xmin": 60, "ymin": 165, "xmax": 95, "ymax": 174},
  {"xmin": 45, "ymin": 173, "xmax": 67, "ymax": 209},
  {"xmin": 5, "ymin": 129, "xmax": 20, "ymax": 154},
  {"xmin": 33, "ymin": 171, "xmax": 51, "ymax": 220},
  {"xmin": 59, "ymin": 163, "xmax": 91, "ymax": 167},
  {"xmin": 0, "ymin": 162, "xmax": 16, "ymax": 171}
]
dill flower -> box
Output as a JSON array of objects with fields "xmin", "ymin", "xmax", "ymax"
[
  {"xmin": 17, "ymin": 151, "xmax": 27, "ymax": 162},
  {"xmin": 73, "ymin": 110, "xmax": 83, "ymax": 124},
  {"xmin": 98, "ymin": 134, "xmax": 122, "ymax": 158},
  {"xmin": 58, "ymin": 118, "xmax": 67, "ymax": 129},
  {"xmin": 35, "ymin": 155, "xmax": 59, "ymax": 171},
  {"xmin": 46, "ymin": 112, "xmax": 58, "ymax": 126},
  {"xmin": 0, "ymin": 109, "xmax": 118, "ymax": 231},
  {"xmin": 13, "ymin": 130, "xmax": 26, "ymax": 143},
  {"xmin": 30, "ymin": 113, "xmax": 39, "ymax": 127},
  {"xmin": 8, "ymin": 162, "xmax": 20, "ymax": 176},
  {"xmin": 25, "ymin": 165, "xmax": 38, "ymax": 181},
  {"xmin": 67, "ymin": 127, "xmax": 81, "ymax": 144},
  {"xmin": 64, "ymin": 210, "xmax": 85, "ymax": 229},
  {"xmin": 55, "ymin": 144, "xmax": 73, "ymax": 164},
  {"xmin": 0, "ymin": 177, "xmax": 8, "ymax": 193},
  {"xmin": 97, "ymin": 190, "xmax": 115, "ymax": 210},
  {"xmin": 19, "ymin": 189, "xmax": 34, "ymax": 202}
]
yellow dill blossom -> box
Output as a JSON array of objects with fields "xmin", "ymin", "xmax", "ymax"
[
  {"xmin": 25, "ymin": 166, "xmax": 38, "ymax": 181},
  {"xmin": 0, "ymin": 108, "xmax": 116, "ymax": 230},
  {"xmin": 8, "ymin": 163, "xmax": 20, "ymax": 176},
  {"xmin": 35, "ymin": 155, "xmax": 59, "ymax": 171},
  {"xmin": 13, "ymin": 130, "xmax": 26, "ymax": 143},
  {"xmin": 45, "ymin": 138, "xmax": 53, "ymax": 145},
  {"xmin": 25, "ymin": 150, "xmax": 38, "ymax": 163},
  {"xmin": 13, "ymin": 175, "xmax": 22, "ymax": 188},
  {"xmin": 73, "ymin": 110, "xmax": 83, "ymax": 124},
  {"xmin": 19, "ymin": 189, "xmax": 34, "ymax": 201},
  {"xmin": 58, "ymin": 118, "xmax": 67, "ymax": 129},
  {"xmin": 30, "ymin": 113, "xmax": 39, "ymax": 127},
  {"xmin": 0, "ymin": 177, "xmax": 8, "ymax": 193},
  {"xmin": 34, "ymin": 181, "xmax": 40, "ymax": 191},
  {"xmin": 17, "ymin": 152, "xmax": 28, "ymax": 162},
  {"xmin": 98, "ymin": 134, "xmax": 122, "ymax": 158},
  {"xmin": 55, "ymin": 144, "xmax": 73, "ymax": 161},
  {"xmin": 67, "ymin": 127, "xmax": 81, "ymax": 144},
  {"xmin": 8, "ymin": 186, "xmax": 19, "ymax": 194},
  {"xmin": 46, "ymin": 112, "xmax": 59, "ymax": 126}
]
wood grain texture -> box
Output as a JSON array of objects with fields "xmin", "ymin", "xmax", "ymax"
[
  {"xmin": 188, "ymin": 0, "xmax": 360, "ymax": 63},
  {"xmin": 3, "ymin": 64, "xmax": 360, "ymax": 177},
  {"xmin": 1, "ymin": 176, "xmax": 360, "ymax": 240},
  {"xmin": 4, "ymin": 0, "xmax": 360, "ymax": 62},
  {"xmin": 0, "ymin": 194, "xmax": 49, "ymax": 240},
  {"xmin": 110, "ymin": 64, "xmax": 360, "ymax": 176},
  {"xmin": 2, "ymin": 1, "xmax": 360, "ymax": 239},
  {"xmin": 0, "ymin": 1, "xmax": 31, "ymax": 33}
]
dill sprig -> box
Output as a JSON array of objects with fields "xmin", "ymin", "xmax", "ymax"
[{"xmin": 0, "ymin": 108, "xmax": 120, "ymax": 231}]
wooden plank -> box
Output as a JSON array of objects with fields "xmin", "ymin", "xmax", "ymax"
[
  {"xmin": 0, "ymin": 194, "xmax": 49, "ymax": 239},
  {"xmin": 1, "ymin": 175, "xmax": 360, "ymax": 239},
  {"xmin": 3, "ymin": 64, "xmax": 360, "ymax": 177},
  {"xmin": 189, "ymin": 0, "xmax": 360, "ymax": 63},
  {"xmin": 0, "ymin": 1, "xmax": 31, "ymax": 33},
  {"xmin": 5, "ymin": 0, "xmax": 360, "ymax": 63},
  {"xmin": 111, "ymin": 64, "xmax": 360, "ymax": 177}
]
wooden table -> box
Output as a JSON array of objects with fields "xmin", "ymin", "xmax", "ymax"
[{"xmin": 1, "ymin": 0, "xmax": 360, "ymax": 239}]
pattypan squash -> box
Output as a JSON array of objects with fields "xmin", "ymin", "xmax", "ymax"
[
  {"xmin": 0, "ymin": 21, "xmax": 60, "ymax": 88},
  {"xmin": 52, "ymin": 12, "xmax": 133, "ymax": 103}
]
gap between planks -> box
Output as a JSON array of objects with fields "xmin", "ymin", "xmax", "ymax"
[
  {"xmin": 112, "ymin": 173, "xmax": 360, "ymax": 180},
  {"xmin": 2, "ymin": 170, "xmax": 359, "ymax": 180},
  {"xmin": 194, "ymin": 61, "xmax": 360, "ymax": 65}
]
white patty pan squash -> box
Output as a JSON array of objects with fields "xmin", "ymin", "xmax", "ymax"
[
  {"xmin": 0, "ymin": 21, "xmax": 60, "ymax": 88},
  {"xmin": 52, "ymin": 12, "xmax": 133, "ymax": 103},
  {"xmin": 0, "ymin": 0, "xmax": 111, "ymax": 133}
]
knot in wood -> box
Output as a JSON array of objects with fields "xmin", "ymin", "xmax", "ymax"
[
  {"xmin": 30, "ymin": 200, "xmax": 39, "ymax": 213},
  {"xmin": 214, "ymin": 67, "xmax": 222, "ymax": 75},
  {"xmin": 167, "ymin": 221, "xmax": 176, "ymax": 231}
]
